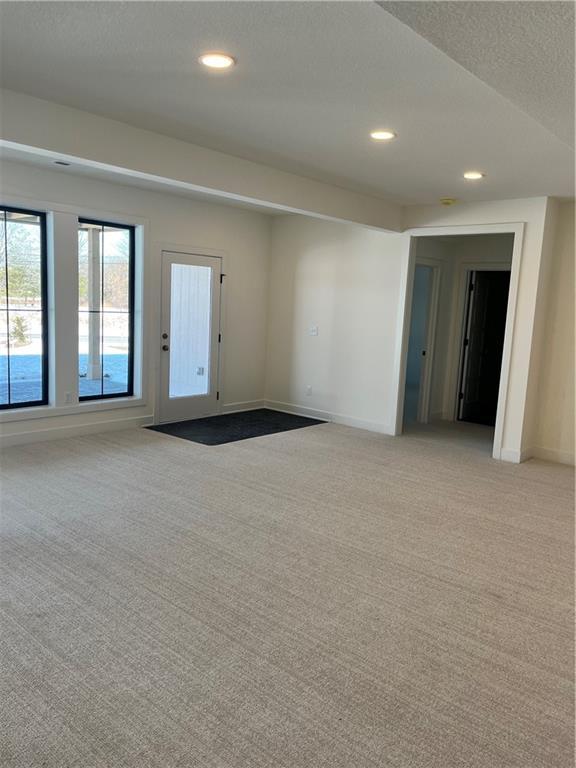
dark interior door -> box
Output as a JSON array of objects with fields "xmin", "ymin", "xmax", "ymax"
[{"xmin": 458, "ymin": 270, "xmax": 510, "ymax": 426}]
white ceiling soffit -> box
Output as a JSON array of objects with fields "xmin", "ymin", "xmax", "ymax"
[
  {"xmin": 0, "ymin": 146, "xmax": 281, "ymax": 216},
  {"xmin": 0, "ymin": 1, "xmax": 573, "ymax": 205},
  {"xmin": 379, "ymin": 0, "xmax": 575, "ymax": 148}
]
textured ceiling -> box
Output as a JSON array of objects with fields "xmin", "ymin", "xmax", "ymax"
[
  {"xmin": 380, "ymin": 1, "xmax": 575, "ymax": 147},
  {"xmin": 0, "ymin": 1, "xmax": 573, "ymax": 204}
]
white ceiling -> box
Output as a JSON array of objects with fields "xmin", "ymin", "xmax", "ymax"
[{"xmin": 0, "ymin": 1, "xmax": 573, "ymax": 205}]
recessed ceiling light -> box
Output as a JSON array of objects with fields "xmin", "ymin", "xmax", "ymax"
[
  {"xmin": 463, "ymin": 170, "xmax": 486, "ymax": 180},
  {"xmin": 54, "ymin": 160, "xmax": 71, "ymax": 166},
  {"xmin": 370, "ymin": 129, "xmax": 397, "ymax": 142},
  {"xmin": 199, "ymin": 52, "xmax": 236, "ymax": 70}
]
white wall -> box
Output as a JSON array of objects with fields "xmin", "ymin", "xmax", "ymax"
[
  {"xmin": 265, "ymin": 215, "xmax": 407, "ymax": 432},
  {"xmin": 0, "ymin": 158, "xmax": 271, "ymax": 444},
  {"xmin": 532, "ymin": 201, "xmax": 574, "ymax": 464}
]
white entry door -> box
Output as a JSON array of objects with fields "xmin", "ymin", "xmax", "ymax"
[{"xmin": 159, "ymin": 251, "xmax": 222, "ymax": 423}]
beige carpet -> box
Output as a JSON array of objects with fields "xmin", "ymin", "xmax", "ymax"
[{"xmin": 0, "ymin": 422, "xmax": 573, "ymax": 768}]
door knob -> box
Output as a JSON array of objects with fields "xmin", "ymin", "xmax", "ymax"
[{"xmin": 162, "ymin": 344, "xmax": 169, "ymax": 351}]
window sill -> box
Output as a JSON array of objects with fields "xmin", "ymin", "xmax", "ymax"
[{"xmin": 0, "ymin": 395, "xmax": 147, "ymax": 423}]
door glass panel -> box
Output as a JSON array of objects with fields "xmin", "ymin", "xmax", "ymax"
[{"xmin": 169, "ymin": 263, "xmax": 212, "ymax": 399}]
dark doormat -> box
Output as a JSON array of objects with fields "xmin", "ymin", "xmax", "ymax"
[{"xmin": 147, "ymin": 408, "xmax": 325, "ymax": 445}]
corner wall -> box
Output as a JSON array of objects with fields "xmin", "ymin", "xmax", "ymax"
[
  {"xmin": 265, "ymin": 215, "xmax": 408, "ymax": 432},
  {"xmin": 532, "ymin": 201, "xmax": 575, "ymax": 464}
]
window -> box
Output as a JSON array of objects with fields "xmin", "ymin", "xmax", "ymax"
[
  {"xmin": 0, "ymin": 207, "xmax": 48, "ymax": 409},
  {"xmin": 78, "ymin": 219, "xmax": 135, "ymax": 400}
]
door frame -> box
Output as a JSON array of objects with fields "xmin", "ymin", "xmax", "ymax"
[
  {"xmin": 413, "ymin": 258, "xmax": 442, "ymax": 424},
  {"xmin": 450, "ymin": 262, "xmax": 513, "ymax": 422},
  {"xmin": 393, "ymin": 223, "xmax": 524, "ymax": 462},
  {"xmin": 154, "ymin": 243, "xmax": 226, "ymax": 425}
]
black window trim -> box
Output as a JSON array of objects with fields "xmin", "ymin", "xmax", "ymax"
[
  {"xmin": 78, "ymin": 217, "xmax": 135, "ymax": 402},
  {"xmin": 1, "ymin": 205, "xmax": 49, "ymax": 411}
]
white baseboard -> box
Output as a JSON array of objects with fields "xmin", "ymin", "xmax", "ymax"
[
  {"xmin": 0, "ymin": 414, "xmax": 153, "ymax": 448},
  {"xmin": 498, "ymin": 445, "xmax": 575, "ymax": 466},
  {"xmin": 264, "ymin": 400, "xmax": 395, "ymax": 435},
  {"xmin": 497, "ymin": 446, "xmax": 534, "ymax": 464},
  {"xmin": 264, "ymin": 400, "xmax": 331, "ymax": 422},
  {"xmin": 531, "ymin": 446, "xmax": 575, "ymax": 466},
  {"xmin": 497, "ymin": 448, "xmax": 522, "ymax": 463},
  {"xmin": 221, "ymin": 400, "xmax": 265, "ymax": 414}
]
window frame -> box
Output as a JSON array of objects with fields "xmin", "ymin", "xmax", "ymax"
[
  {"xmin": 78, "ymin": 217, "xmax": 136, "ymax": 402},
  {"xmin": 0, "ymin": 205, "xmax": 49, "ymax": 410}
]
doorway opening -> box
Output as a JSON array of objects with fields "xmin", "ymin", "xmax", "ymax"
[
  {"xmin": 399, "ymin": 232, "xmax": 516, "ymax": 456},
  {"xmin": 457, "ymin": 270, "xmax": 510, "ymax": 426}
]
